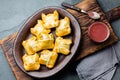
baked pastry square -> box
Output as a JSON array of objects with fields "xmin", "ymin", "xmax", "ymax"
[
  {"xmin": 42, "ymin": 10, "xmax": 59, "ymax": 28},
  {"xmin": 22, "ymin": 53, "xmax": 40, "ymax": 71},
  {"xmin": 39, "ymin": 50, "xmax": 58, "ymax": 68},
  {"xmin": 53, "ymin": 37, "xmax": 72, "ymax": 55},
  {"xmin": 56, "ymin": 17, "xmax": 71, "ymax": 37},
  {"xmin": 30, "ymin": 20, "xmax": 50, "ymax": 37},
  {"xmin": 37, "ymin": 33, "xmax": 54, "ymax": 50},
  {"xmin": 22, "ymin": 36, "xmax": 42, "ymax": 55}
]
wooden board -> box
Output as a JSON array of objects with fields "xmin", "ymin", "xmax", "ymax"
[
  {"xmin": 0, "ymin": 0, "xmax": 118, "ymax": 79},
  {"xmin": 0, "ymin": 33, "xmax": 33, "ymax": 80}
]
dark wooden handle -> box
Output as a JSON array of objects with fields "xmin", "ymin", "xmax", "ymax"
[
  {"xmin": 62, "ymin": 2, "xmax": 81, "ymax": 12},
  {"xmin": 105, "ymin": 6, "xmax": 120, "ymax": 22}
]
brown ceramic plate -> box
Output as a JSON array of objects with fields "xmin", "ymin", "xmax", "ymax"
[{"xmin": 13, "ymin": 6, "xmax": 81, "ymax": 78}]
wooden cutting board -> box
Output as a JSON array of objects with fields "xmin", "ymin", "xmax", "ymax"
[{"xmin": 0, "ymin": 0, "xmax": 119, "ymax": 79}]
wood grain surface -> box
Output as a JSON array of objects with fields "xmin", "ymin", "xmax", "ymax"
[
  {"xmin": 105, "ymin": 6, "xmax": 120, "ymax": 22},
  {"xmin": 67, "ymin": 0, "xmax": 118, "ymax": 59},
  {"xmin": 0, "ymin": 40, "xmax": 2, "ymax": 45},
  {"xmin": 0, "ymin": 0, "xmax": 118, "ymax": 80},
  {"xmin": 1, "ymin": 33, "xmax": 34, "ymax": 80}
]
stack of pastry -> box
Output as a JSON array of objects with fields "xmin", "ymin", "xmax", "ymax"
[{"xmin": 22, "ymin": 10, "xmax": 72, "ymax": 71}]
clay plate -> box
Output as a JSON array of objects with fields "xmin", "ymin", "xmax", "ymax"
[{"xmin": 13, "ymin": 7, "xmax": 81, "ymax": 78}]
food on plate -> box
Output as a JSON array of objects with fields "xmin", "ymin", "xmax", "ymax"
[
  {"xmin": 30, "ymin": 20, "xmax": 51, "ymax": 37},
  {"xmin": 22, "ymin": 36, "xmax": 42, "ymax": 55},
  {"xmin": 22, "ymin": 33, "xmax": 54, "ymax": 55},
  {"xmin": 42, "ymin": 10, "xmax": 59, "ymax": 28},
  {"xmin": 56, "ymin": 17, "xmax": 71, "ymax": 36},
  {"xmin": 22, "ymin": 10, "xmax": 72, "ymax": 71},
  {"xmin": 22, "ymin": 53, "xmax": 40, "ymax": 71},
  {"xmin": 53, "ymin": 37, "xmax": 72, "ymax": 55},
  {"xmin": 39, "ymin": 50, "xmax": 58, "ymax": 68},
  {"xmin": 37, "ymin": 33, "xmax": 54, "ymax": 50}
]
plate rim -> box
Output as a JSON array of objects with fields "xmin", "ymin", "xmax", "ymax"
[{"xmin": 13, "ymin": 6, "xmax": 81, "ymax": 78}]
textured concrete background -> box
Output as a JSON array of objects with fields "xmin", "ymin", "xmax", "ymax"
[{"xmin": 0, "ymin": 0, "xmax": 120, "ymax": 80}]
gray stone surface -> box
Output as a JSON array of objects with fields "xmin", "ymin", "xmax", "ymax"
[{"xmin": 0, "ymin": 0, "xmax": 120, "ymax": 80}]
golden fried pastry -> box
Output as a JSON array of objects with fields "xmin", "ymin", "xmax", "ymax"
[
  {"xmin": 56, "ymin": 17, "xmax": 71, "ymax": 36},
  {"xmin": 30, "ymin": 20, "xmax": 50, "ymax": 37},
  {"xmin": 37, "ymin": 33, "xmax": 54, "ymax": 50},
  {"xmin": 22, "ymin": 36, "xmax": 42, "ymax": 55},
  {"xmin": 39, "ymin": 50, "xmax": 58, "ymax": 68},
  {"xmin": 53, "ymin": 37, "xmax": 72, "ymax": 55},
  {"xmin": 22, "ymin": 10, "xmax": 73, "ymax": 71},
  {"xmin": 22, "ymin": 53, "xmax": 40, "ymax": 71},
  {"xmin": 42, "ymin": 10, "xmax": 59, "ymax": 28}
]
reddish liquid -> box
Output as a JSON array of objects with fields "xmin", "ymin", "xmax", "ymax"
[
  {"xmin": 88, "ymin": 12, "xmax": 94, "ymax": 17},
  {"xmin": 89, "ymin": 22, "xmax": 109, "ymax": 42}
]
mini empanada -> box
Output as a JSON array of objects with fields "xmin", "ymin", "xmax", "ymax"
[
  {"xmin": 39, "ymin": 50, "xmax": 58, "ymax": 68},
  {"xmin": 22, "ymin": 53, "xmax": 40, "ymax": 71},
  {"xmin": 56, "ymin": 17, "xmax": 71, "ymax": 36},
  {"xmin": 22, "ymin": 36, "xmax": 42, "ymax": 55},
  {"xmin": 30, "ymin": 20, "xmax": 50, "ymax": 37},
  {"xmin": 42, "ymin": 10, "xmax": 59, "ymax": 28},
  {"xmin": 53, "ymin": 37, "xmax": 72, "ymax": 55},
  {"xmin": 37, "ymin": 33, "xmax": 54, "ymax": 50}
]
